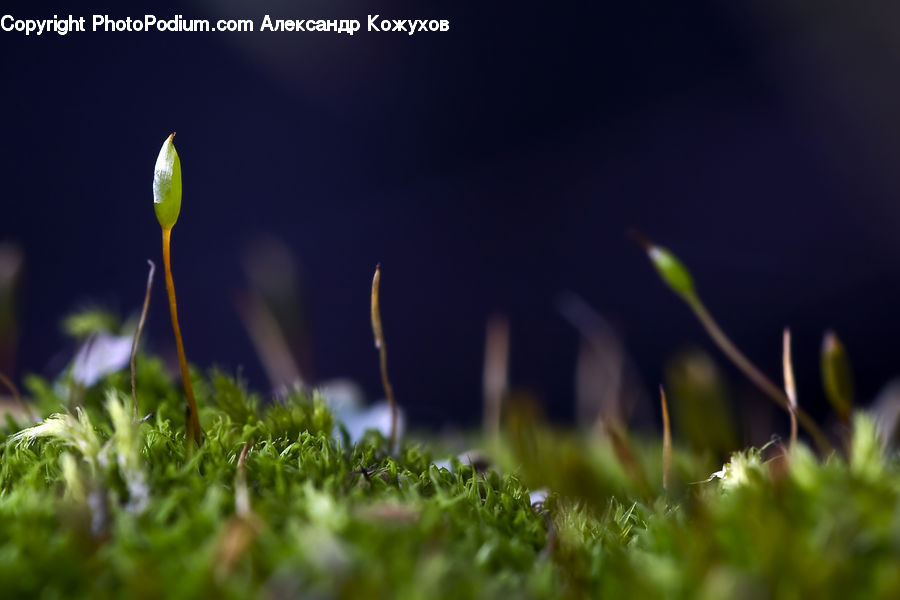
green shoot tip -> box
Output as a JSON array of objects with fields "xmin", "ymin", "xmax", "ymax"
[
  {"xmin": 631, "ymin": 231, "xmax": 696, "ymax": 300},
  {"xmin": 153, "ymin": 133, "xmax": 182, "ymax": 230},
  {"xmin": 821, "ymin": 330, "xmax": 853, "ymax": 424}
]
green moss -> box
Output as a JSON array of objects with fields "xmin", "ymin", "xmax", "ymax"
[{"xmin": 2, "ymin": 360, "xmax": 900, "ymax": 599}]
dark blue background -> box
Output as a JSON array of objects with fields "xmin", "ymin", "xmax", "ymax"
[{"xmin": 4, "ymin": 1, "xmax": 900, "ymax": 430}]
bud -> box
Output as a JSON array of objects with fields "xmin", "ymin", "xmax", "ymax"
[
  {"xmin": 152, "ymin": 133, "xmax": 182, "ymax": 230},
  {"xmin": 821, "ymin": 330, "xmax": 853, "ymax": 423},
  {"xmin": 644, "ymin": 242, "xmax": 696, "ymax": 300}
]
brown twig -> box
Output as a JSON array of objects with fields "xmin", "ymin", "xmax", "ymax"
[
  {"xmin": 371, "ymin": 264, "xmax": 398, "ymax": 451},
  {"xmin": 782, "ymin": 328, "xmax": 798, "ymax": 449},
  {"xmin": 235, "ymin": 441, "xmax": 252, "ymax": 516},
  {"xmin": 660, "ymin": 385, "xmax": 672, "ymax": 491},
  {"xmin": 131, "ymin": 260, "xmax": 155, "ymax": 423}
]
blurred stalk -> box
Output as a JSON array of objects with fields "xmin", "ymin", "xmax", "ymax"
[
  {"xmin": 0, "ymin": 242, "xmax": 23, "ymax": 377},
  {"xmin": 558, "ymin": 292, "xmax": 640, "ymax": 428},
  {"xmin": 235, "ymin": 290, "xmax": 302, "ymax": 390},
  {"xmin": 665, "ymin": 347, "xmax": 737, "ymax": 456},
  {"xmin": 634, "ymin": 232, "xmax": 831, "ymax": 453},
  {"xmin": 821, "ymin": 330, "xmax": 853, "ymax": 426},
  {"xmin": 660, "ymin": 385, "xmax": 672, "ymax": 491},
  {"xmin": 782, "ymin": 328, "xmax": 798, "ymax": 449},
  {"xmin": 240, "ymin": 236, "xmax": 312, "ymax": 388},
  {"xmin": 482, "ymin": 314, "xmax": 510, "ymax": 439}
]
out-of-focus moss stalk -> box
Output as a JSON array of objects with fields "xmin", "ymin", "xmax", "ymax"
[
  {"xmin": 634, "ymin": 232, "xmax": 831, "ymax": 453},
  {"xmin": 821, "ymin": 330, "xmax": 853, "ymax": 426},
  {"xmin": 659, "ymin": 385, "xmax": 672, "ymax": 491},
  {"xmin": 782, "ymin": 328, "xmax": 798, "ymax": 449}
]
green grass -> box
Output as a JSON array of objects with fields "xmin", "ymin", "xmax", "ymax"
[{"xmin": 2, "ymin": 353, "xmax": 900, "ymax": 599}]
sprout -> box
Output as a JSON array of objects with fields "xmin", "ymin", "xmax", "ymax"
[
  {"xmin": 647, "ymin": 246, "xmax": 696, "ymax": 301},
  {"xmin": 153, "ymin": 134, "xmax": 182, "ymax": 230},
  {"xmin": 634, "ymin": 232, "xmax": 831, "ymax": 453},
  {"xmin": 152, "ymin": 133, "xmax": 203, "ymax": 446},
  {"xmin": 821, "ymin": 330, "xmax": 854, "ymax": 425},
  {"xmin": 631, "ymin": 231, "xmax": 696, "ymax": 301}
]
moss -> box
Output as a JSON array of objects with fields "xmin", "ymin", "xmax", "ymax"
[{"xmin": 2, "ymin": 360, "xmax": 900, "ymax": 599}]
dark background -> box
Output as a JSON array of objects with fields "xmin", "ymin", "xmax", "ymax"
[{"xmin": 4, "ymin": 1, "xmax": 900, "ymax": 432}]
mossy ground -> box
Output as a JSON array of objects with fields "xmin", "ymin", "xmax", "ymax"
[{"xmin": 2, "ymin": 354, "xmax": 900, "ymax": 599}]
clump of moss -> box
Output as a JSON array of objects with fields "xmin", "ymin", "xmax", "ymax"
[
  {"xmin": 2, "ymin": 352, "xmax": 900, "ymax": 599},
  {"xmin": 0, "ymin": 361, "xmax": 549, "ymax": 599}
]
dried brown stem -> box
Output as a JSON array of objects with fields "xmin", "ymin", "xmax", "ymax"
[
  {"xmin": 131, "ymin": 260, "xmax": 155, "ymax": 423},
  {"xmin": 236, "ymin": 441, "xmax": 252, "ymax": 516},
  {"xmin": 371, "ymin": 264, "xmax": 398, "ymax": 450},
  {"xmin": 782, "ymin": 327, "xmax": 798, "ymax": 449},
  {"xmin": 660, "ymin": 385, "xmax": 672, "ymax": 491}
]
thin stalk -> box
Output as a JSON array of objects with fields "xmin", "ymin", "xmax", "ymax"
[
  {"xmin": 131, "ymin": 260, "xmax": 155, "ymax": 422},
  {"xmin": 234, "ymin": 290, "xmax": 301, "ymax": 389},
  {"xmin": 687, "ymin": 297, "xmax": 829, "ymax": 452},
  {"xmin": 483, "ymin": 314, "xmax": 510, "ymax": 439},
  {"xmin": 821, "ymin": 331, "xmax": 853, "ymax": 426},
  {"xmin": 660, "ymin": 385, "xmax": 672, "ymax": 491},
  {"xmin": 235, "ymin": 441, "xmax": 252, "ymax": 517},
  {"xmin": 371, "ymin": 264, "xmax": 398, "ymax": 451},
  {"xmin": 0, "ymin": 370, "xmax": 28, "ymax": 418},
  {"xmin": 782, "ymin": 328, "xmax": 798, "ymax": 449},
  {"xmin": 601, "ymin": 418, "xmax": 652, "ymax": 498},
  {"xmin": 162, "ymin": 227, "xmax": 203, "ymax": 446}
]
